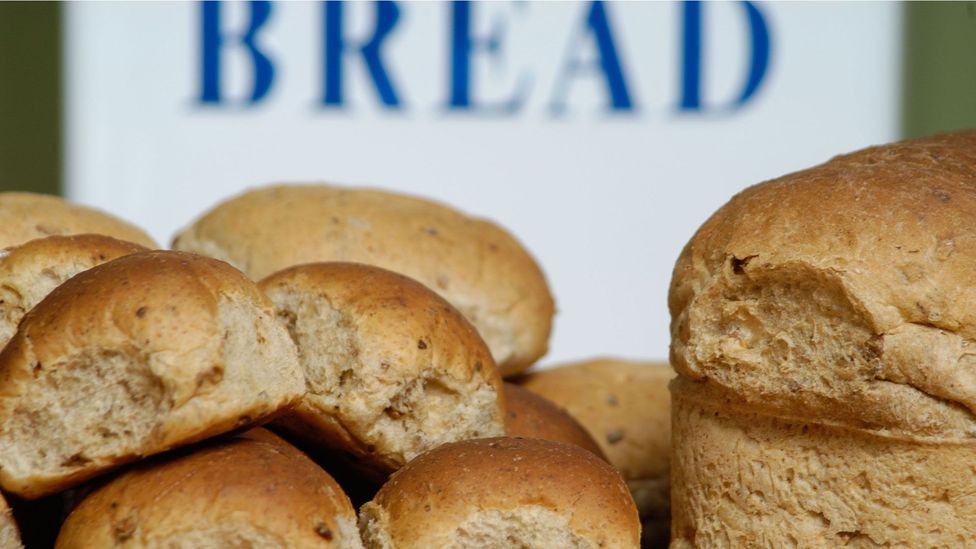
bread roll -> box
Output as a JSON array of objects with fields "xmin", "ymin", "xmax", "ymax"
[
  {"xmin": 56, "ymin": 429, "xmax": 363, "ymax": 548},
  {"xmin": 502, "ymin": 382, "xmax": 605, "ymax": 460},
  {"xmin": 359, "ymin": 437, "xmax": 640, "ymax": 548},
  {"xmin": 0, "ymin": 234, "xmax": 147, "ymax": 349},
  {"xmin": 0, "ymin": 251, "xmax": 305, "ymax": 498},
  {"xmin": 0, "ymin": 192, "xmax": 156, "ymax": 249},
  {"xmin": 260, "ymin": 262, "xmax": 505, "ymax": 477},
  {"xmin": 0, "ymin": 494, "xmax": 21, "ymax": 549},
  {"xmin": 517, "ymin": 359, "xmax": 672, "ymax": 538},
  {"xmin": 172, "ymin": 184, "xmax": 554, "ymax": 375},
  {"xmin": 669, "ymin": 131, "xmax": 976, "ymax": 546}
]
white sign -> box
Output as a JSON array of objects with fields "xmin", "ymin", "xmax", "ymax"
[{"xmin": 65, "ymin": 1, "xmax": 901, "ymax": 366}]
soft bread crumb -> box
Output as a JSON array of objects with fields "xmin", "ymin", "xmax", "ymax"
[
  {"xmin": 262, "ymin": 263, "xmax": 505, "ymax": 473},
  {"xmin": 452, "ymin": 506, "xmax": 592, "ymax": 549},
  {"xmin": 672, "ymin": 379, "xmax": 976, "ymax": 547}
]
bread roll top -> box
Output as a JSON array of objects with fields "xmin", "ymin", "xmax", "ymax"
[
  {"xmin": 261, "ymin": 262, "xmax": 505, "ymax": 473},
  {"xmin": 502, "ymin": 382, "xmax": 606, "ymax": 460},
  {"xmin": 670, "ymin": 130, "xmax": 976, "ymax": 440},
  {"xmin": 0, "ymin": 250, "xmax": 304, "ymax": 498},
  {"xmin": 56, "ymin": 429, "xmax": 363, "ymax": 549},
  {"xmin": 359, "ymin": 437, "xmax": 639, "ymax": 548},
  {"xmin": 517, "ymin": 359, "xmax": 672, "ymax": 485},
  {"xmin": 0, "ymin": 234, "xmax": 148, "ymax": 349},
  {"xmin": 0, "ymin": 192, "xmax": 156, "ymax": 249},
  {"xmin": 173, "ymin": 184, "xmax": 554, "ymax": 375}
]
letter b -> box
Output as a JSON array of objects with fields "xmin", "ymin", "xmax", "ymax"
[{"xmin": 199, "ymin": 0, "xmax": 276, "ymax": 105}]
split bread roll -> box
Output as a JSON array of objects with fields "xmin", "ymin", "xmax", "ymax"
[
  {"xmin": 55, "ymin": 429, "xmax": 363, "ymax": 549},
  {"xmin": 173, "ymin": 184, "xmax": 554, "ymax": 375},
  {"xmin": 0, "ymin": 234, "xmax": 147, "ymax": 349},
  {"xmin": 359, "ymin": 437, "xmax": 641, "ymax": 548},
  {"xmin": 0, "ymin": 251, "xmax": 305, "ymax": 499},
  {"xmin": 502, "ymin": 382, "xmax": 606, "ymax": 460},
  {"xmin": 0, "ymin": 494, "xmax": 21, "ymax": 549},
  {"xmin": 0, "ymin": 192, "xmax": 156, "ymax": 249},
  {"xmin": 517, "ymin": 359, "xmax": 673, "ymax": 540},
  {"xmin": 669, "ymin": 130, "xmax": 976, "ymax": 546},
  {"xmin": 260, "ymin": 262, "xmax": 505, "ymax": 477}
]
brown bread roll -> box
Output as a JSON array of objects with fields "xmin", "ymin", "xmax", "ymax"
[
  {"xmin": 260, "ymin": 262, "xmax": 505, "ymax": 478},
  {"xmin": 56, "ymin": 429, "xmax": 363, "ymax": 548},
  {"xmin": 172, "ymin": 184, "xmax": 554, "ymax": 376},
  {"xmin": 502, "ymin": 382, "xmax": 606, "ymax": 460},
  {"xmin": 669, "ymin": 130, "xmax": 976, "ymax": 546},
  {"xmin": 0, "ymin": 234, "xmax": 147, "ymax": 349},
  {"xmin": 517, "ymin": 358, "xmax": 673, "ymax": 542},
  {"xmin": 0, "ymin": 192, "xmax": 156, "ymax": 249},
  {"xmin": 0, "ymin": 251, "xmax": 305, "ymax": 499},
  {"xmin": 359, "ymin": 437, "xmax": 640, "ymax": 548}
]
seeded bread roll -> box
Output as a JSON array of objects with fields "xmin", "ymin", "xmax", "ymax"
[
  {"xmin": 55, "ymin": 429, "xmax": 363, "ymax": 549},
  {"xmin": 502, "ymin": 383, "xmax": 606, "ymax": 460},
  {"xmin": 669, "ymin": 131, "xmax": 976, "ymax": 546},
  {"xmin": 0, "ymin": 192, "xmax": 156, "ymax": 249},
  {"xmin": 260, "ymin": 262, "xmax": 505, "ymax": 477},
  {"xmin": 172, "ymin": 184, "xmax": 554, "ymax": 375},
  {"xmin": 0, "ymin": 494, "xmax": 21, "ymax": 549},
  {"xmin": 359, "ymin": 437, "xmax": 640, "ymax": 548},
  {"xmin": 518, "ymin": 359, "xmax": 673, "ymax": 539},
  {"xmin": 0, "ymin": 251, "xmax": 305, "ymax": 499},
  {"xmin": 0, "ymin": 234, "xmax": 147, "ymax": 349}
]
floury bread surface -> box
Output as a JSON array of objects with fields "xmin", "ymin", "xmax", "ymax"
[
  {"xmin": 0, "ymin": 192, "xmax": 157, "ymax": 249},
  {"xmin": 0, "ymin": 234, "xmax": 147, "ymax": 349},
  {"xmin": 261, "ymin": 262, "xmax": 505, "ymax": 476},
  {"xmin": 668, "ymin": 131, "xmax": 976, "ymax": 546},
  {"xmin": 172, "ymin": 184, "xmax": 554, "ymax": 375},
  {"xmin": 0, "ymin": 251, "xmax": 305, "ymax": 498},
  {"xmin": 671, "ymin": 378, "xmax": 976, "ymax": 548}
]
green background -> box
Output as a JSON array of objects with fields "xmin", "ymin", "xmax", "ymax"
[{"xmin": 0, "ymin": 2, "xmax": 974, "ymax": 195}]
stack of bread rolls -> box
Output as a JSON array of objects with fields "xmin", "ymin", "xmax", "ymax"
[
  {"xmin": 11, "ymin": 131, "xmax": 968, "ymax": 547},
  {"xmin": 0, "ymin": 188, "xmax": 666, "ymax": 548}
]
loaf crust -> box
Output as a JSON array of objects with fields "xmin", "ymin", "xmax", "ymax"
[{"xmin": 670, "ymin": 131, "xmax": 976, "ymax": 438}]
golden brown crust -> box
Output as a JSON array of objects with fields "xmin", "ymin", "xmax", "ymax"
[
  {"xmin": 172, "ymin": 184, "xmax": 554, "ymax": 375},
  {"xmin": 362, "ymin": 437, "xmax": 640, "ymax": 548},
  {"xmin": 502, "ymin": 383, "xmax": 606, "ymax": 460},
  {"xmin": 55, "ymin": 428, "xmax": 363, "ymax": 549},
  {"xmin": 669, "ymin": 130, "xmax": 976, "ymax": 439},
  {"xmin": 261, "ymin": 262, "xmax": 505, "ymax": 475},
  {"xmin": 0, "ymin": 251, "xmax": 304, "ymax": 498},
  {"xmin": 671, "ymin": 378, "xmax": 976, "ymax": 548},
  {"xmin": 0, "ymin": 234, "xmax": 148, "ymax": 349},
  {"xmin": 517, "ymin": 359, "xmax": 673, "ymax": 485},
  {"xmin": 0, "ymin": 192, "xmax": 157, "ymax": 250}
]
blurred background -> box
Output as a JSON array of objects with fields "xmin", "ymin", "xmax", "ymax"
[{"xmin": 0, "ymin": 1, "xmax": 974, "ymax": 366}]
